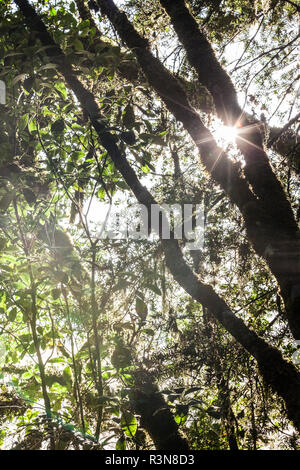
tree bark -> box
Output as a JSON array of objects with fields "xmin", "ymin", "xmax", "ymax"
[{"xmin": 130, "ymin": 370, "xmax": 189, "ymax": 450}]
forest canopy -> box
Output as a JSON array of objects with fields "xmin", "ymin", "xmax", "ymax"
[{"xmin": 0, "ymin": 0, "xmax": 299, "ymax": 451}]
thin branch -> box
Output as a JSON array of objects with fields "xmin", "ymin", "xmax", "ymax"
[{"xmin": 268, "ymin": 111, "xmax": 300, "ymax": 148}]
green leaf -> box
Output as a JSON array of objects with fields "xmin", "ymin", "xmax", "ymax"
[
  {"xmin": 23, "ymin": 77, "xmax": 34, "ymax": 92},
  {"xmin": 54, "ymin": 82, "xmax": 67, "ymax": 100},
  {"xmin": 0, "ymin": 191, "xmax": 15, "ymax": 213},
  {"xmin": 8, "ymin": 307, "xmax": 17, "ymax": 322},
  {"xmin": 135, "ymin": 297, "xmax": 148, "ymax": 321},
  {"xmin": 206, "ymin": 405, "xmax": 222, "ymax": 419},
  {"xmin": 115, "ymin": 436, "xmax": 126, "ymax": 450},
  {"xmin": 146, "ymin": 283, "xmax": 161, "ymax": 295},
  {"xmin": 142, "ymin": 328, "xmax": 155, "ymax": 336},
  {"xmin": 0, "ymin": 237, "xmax": 6, "ymax": 250},
  {"xmin": 63, "ymin": 366, "xmax": 72, "ymax": 383},
  {"xmin": 152, "ymin": 134, "xmax": 167, "ymax": 146},
  {"xmin": 28, "ymin": 342, "xmax": 36, "ymax": 354},
  {"xmin": 71, "ymin": 123, "xmax": 85, "ymax": 132},
  {"xmin": 22, "ymin": 188, "xmax": 36, "ymax": 206},
  {"xmin": 12, "ymin": 73, "xmax": 27, "ymax": 86},
  {"xmin": 122, "ymin": 104, "xmax": 135, "ymax": 130},
  {"xmin": 115, "ymin": 180, "xmax": 130, "ymax": 190},
  {"xmin": 73, "ymin": 39, "xmax": 84, "ymax": 52},
  {"xmin": 19, "ymin": 113, "xmax": 29, "ymax": 132},
  {"xmin": 184, "ymin": 387, "xmax": 202, "ymax": 395},
  {"xmin": 38, "ymin": 63, "xmax": 58, "ymax": 72},
  {"xmin": 51, "ymin": 288, "xmax": 61, "ymax": 300},
  {"xmin": 120, "ymin": 130, "xmax": 136, "ymax": 145},
  {"xmin": 51, "ymin": 119, "xmax": 65, "ymax": 134},
  {"xmin": 22, "ymin": 371, "xmax": 33, "ymax": 380},
  {"xmin": 121, "ymin": 412, "xmax": 137, "ymax": 438},
  {"xmin": 28, "ymin": 119, "xmax": 37, "ymax": 133},
  {"xmin": 64, "ymin": 424, "xmax": 75, "ymax": 432},
  {"xmin": 174, "ymin": 404, "xmax": 189, "ymax": 425},
  {"xmin": 48, "ymin": 358, "xmax": 66, "ymax": 364}
]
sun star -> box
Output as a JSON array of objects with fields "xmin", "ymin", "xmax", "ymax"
[{"xmin": 214, "ymin": 124, "xmax": 239, "ymax": 145}]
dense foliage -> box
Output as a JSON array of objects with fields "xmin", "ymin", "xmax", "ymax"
[{"xmin": 0, "ymin": 0, "xmax": 299, "ymax": 450}]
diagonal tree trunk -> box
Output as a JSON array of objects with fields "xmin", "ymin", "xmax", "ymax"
[
  {"xmin": 95, "ymin": 0, "xmax": 300, "ymax": 341},
  {"xmin": 75, "ymin": 0, "xmax": 300, "ymax": 174}
]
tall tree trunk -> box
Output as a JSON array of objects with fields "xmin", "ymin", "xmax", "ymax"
[
  {"xmin": 158, "ymin": 0, "xmax": 300, "ymax": 340},
  {"xmin": 129, "ymin": 370, "xmax": 189, "ymax": 450}
]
